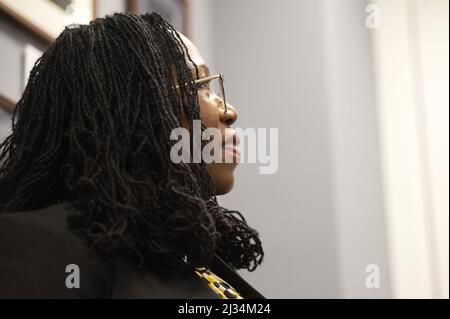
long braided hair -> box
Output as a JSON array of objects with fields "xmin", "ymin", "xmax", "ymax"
[{"xmin": 0, "ymin": 12, "xmax": 263, "ymax": 276}]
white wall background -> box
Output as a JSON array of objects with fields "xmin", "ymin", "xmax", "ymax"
[
  {"xmin": 371, "ymin": 0, "xmax": 449, "ymax": 298},
  {"xmin": 190, "ymin": 0, "xmax": 391, "ymax": 299},
  {"xmin": 191, "ymin": 0, "xmax": 448, "ymax": 299}
]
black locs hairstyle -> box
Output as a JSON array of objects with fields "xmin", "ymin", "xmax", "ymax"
[{"xmin": 0, "ymin": 12, "xmax": 263, "ymax": 276}]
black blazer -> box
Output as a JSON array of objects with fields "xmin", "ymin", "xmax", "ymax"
[{"xmin": 0, "ymin": 203, "xmax": 265, "ymax": 299}]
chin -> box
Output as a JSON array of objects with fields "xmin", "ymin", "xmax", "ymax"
[{"xmin": 207, "ymin": 163, "xmax": 237, "ymax": 195}]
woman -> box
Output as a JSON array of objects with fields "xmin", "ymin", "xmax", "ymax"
[{"xmin": 0, "ymin": 12, "xmax": 264, "ymax": 298}]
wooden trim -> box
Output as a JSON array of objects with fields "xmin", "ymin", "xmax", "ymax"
[
  {"xmin": 0, "ymin": 93, "xmax": 15, "ymax": 113},
  {"xmin": 0, "ymin": 1, "xmax": 53, "ymax": 44},
  {"xmin": 92, "ymin": 0, "xmax": 98, "ymax": 19},
  {"xmin": 0, "ymin": 0, "xmax": 98, "ymax": 45},
  {"xmin": 181, "ymin": 0, "xmax": 191, "ymax": 38},
  {"xmin": 126, "ymin": 0, "xmax": 191, "ymax": 37},
  {"xmin": 126, "ymin": 0, "xmax": 139, "ymax": 14}
]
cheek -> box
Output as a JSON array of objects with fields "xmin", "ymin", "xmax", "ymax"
[{"xmin": 198, "ymin": 96, "xmax": 220, "ymax": 128}]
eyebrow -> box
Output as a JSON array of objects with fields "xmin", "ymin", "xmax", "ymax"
[{"xmin": 198, "ymin": 64, "xmax": 210, "ymax": 77}]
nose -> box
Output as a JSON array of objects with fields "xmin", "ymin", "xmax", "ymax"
[{"xmin": 220, "ymin": 103, "xmax": 238, "ymax": 126}]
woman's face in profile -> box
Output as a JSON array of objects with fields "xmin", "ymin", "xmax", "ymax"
[{"xmin": 178, "ymin": 34, "xmax": 239, "ymax": 195}]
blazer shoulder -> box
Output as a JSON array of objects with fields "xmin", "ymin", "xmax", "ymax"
[{"xmin": 0, "ymin": 203, "xmax": 110, "ymax": 298}]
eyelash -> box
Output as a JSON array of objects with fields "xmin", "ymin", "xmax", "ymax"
[{"xmin": 197, "ymin": 82, "xmax": 210, "ymax": 90}]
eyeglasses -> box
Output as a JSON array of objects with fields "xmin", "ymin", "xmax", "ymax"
[{"xmin": 176, "ymin": 73, "xmax": 228, "ymax": 113}]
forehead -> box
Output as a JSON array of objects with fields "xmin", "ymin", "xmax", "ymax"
[{"xmin": 177, "ymin": 32, "xmax": 207, "ymax": 74}]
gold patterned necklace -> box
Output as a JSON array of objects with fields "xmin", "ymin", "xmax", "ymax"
[{"xmin": 195, "ymin": 267, "xmax": 243, "ymax": 299}]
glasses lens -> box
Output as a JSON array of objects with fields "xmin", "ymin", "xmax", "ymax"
[
  {"xmin": 209, "ymin": 75, "xmax": 225, "ymax": 112},
  {"xmin": 197, "ymin": 75, "xmax": 227, "ymax": 112}
]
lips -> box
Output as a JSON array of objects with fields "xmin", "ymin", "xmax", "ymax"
[
  {"xmin": 223, "ymin": 130, "xmax": 240, "ymax": 147},
  {"xmin": 223, "ymin": 130, "xmax": 241, "ymax": 160}
]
